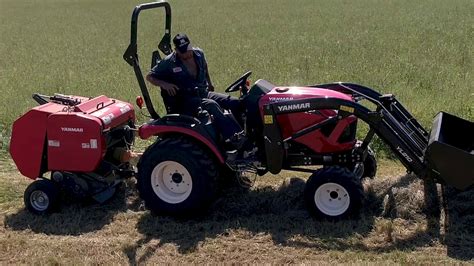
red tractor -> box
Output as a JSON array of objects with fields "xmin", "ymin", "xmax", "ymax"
[
  {"xmin": 134, "ymin": 74, "xmax": 378, "ymax": 219},
  {"xmin": 10, "ymin": 1, "xmax": 473, "ymax": 220}
]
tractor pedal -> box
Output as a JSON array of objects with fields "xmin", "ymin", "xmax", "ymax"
[
  {"xmin": 243, "ymin": 147, "xmax": 258, "ymax": 159},
  {"xmin": 225, "ymin": 150, "xmax": 239, "ymax": 162}
]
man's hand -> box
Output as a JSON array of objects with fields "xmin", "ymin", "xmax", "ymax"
[
  {"xmin": 208, "ymin": 84, "xmax": 215, "ymax": 92},
  {"xmin": 160, "ymin": 82, "xmax": 179, "ymax": 96},
  {"xmin": 146, "ymin": 74, "xmax": 179, "ymax": 96}
]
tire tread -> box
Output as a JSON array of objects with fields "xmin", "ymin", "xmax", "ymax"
[{"xmin": 137, "ymin": 136, "xmax": 218, "ymax": 216}]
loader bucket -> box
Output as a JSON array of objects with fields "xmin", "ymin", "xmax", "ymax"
[{"xmin": 425, "ymin": 112, "xmax": 474, "ymax": 190}]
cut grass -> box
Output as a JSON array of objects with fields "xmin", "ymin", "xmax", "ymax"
[{"xmin": 0, "ymin": 158, "xmax": 473, "ymax": 264}]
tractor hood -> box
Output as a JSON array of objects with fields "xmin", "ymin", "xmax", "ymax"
[
  {"xmin": 256, "ymin": 86, "xmax": 357, "ymax": 154},
  {"xmin": 258, "ymin": 86, "xmax": 354, "ymax": 118}
]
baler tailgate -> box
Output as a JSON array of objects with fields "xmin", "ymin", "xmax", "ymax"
[{"xmin": 425, "ymin": 112, "xmax": 474, "ymax": 190}]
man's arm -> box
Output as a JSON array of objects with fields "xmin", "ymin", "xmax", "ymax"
[
  {"xmin": 146, "ymin": 74, "xmax": 179, "ymax": 96},
  {"xmin": 205, "ymin": 69, "xmax": 214, "ymax": 92},
  {"xmin": 202, "ymin": 52, "xmax": 214, "ymax": 92}
]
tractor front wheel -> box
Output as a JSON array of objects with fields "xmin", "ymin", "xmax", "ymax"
[
  {"xmin": 304, "ymin": 166, "xmax": 364, "ymax": 220},
  {"xmin": 137, "ymin": 137, "xmax": 218, "ymax": 216},
  {"xmin": 24, "ymin": 179, "xmax": 60, "ymax": 215}
]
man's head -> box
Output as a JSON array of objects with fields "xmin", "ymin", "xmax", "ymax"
[{"xmin": 173, "ymin": 33, "xmax": 193, "ymax": 60}]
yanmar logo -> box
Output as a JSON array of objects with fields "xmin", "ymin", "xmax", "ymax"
[
  {"xmin": 61, "ymin": 127, "xmax": 84, "ymax": 133},
  {"xmin": 277, "ymin": 103, "xmax": 310, "ymax": 112},
  {"xmin": 269, "ymin": 97, "xmax": 294, "ymax": 102}
]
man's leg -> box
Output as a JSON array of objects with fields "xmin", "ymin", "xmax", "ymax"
[
  {"xmin": 206, "ymin": 91, "xmax": 244, "ymax": 126},
  {"xmin": 200, "ymin": 98, "xmax": 242, "ymax": 140},
  {"xmin": 179, "ymin": 97, "xmax": 202, "ymax": 117},
  {"xmin": 161, "ymin": 90, "xmax": 180, "ymax": 114}
]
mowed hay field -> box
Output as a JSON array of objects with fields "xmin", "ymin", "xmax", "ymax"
[{"xmin": 0, "ymin": 0, "xmax": 473, "ymax": 264}]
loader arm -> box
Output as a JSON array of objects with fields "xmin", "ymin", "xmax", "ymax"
[
  {"xmin": 312, "ymin": 82, "xmax": 430, "ymax": 146},
  {"xmin": 263, "ymin": 96, "xmax": 427, "ymax": 176},
  {"xmin": 263, "ymin": 82, "xmax": 474, "ymax": 190}
]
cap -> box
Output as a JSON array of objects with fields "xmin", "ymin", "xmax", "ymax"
[{"xmin": 173, "ymin": 33, "xmax": 192, "ymax": 53}]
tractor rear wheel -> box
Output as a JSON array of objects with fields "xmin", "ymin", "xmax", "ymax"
[
  {"xmin": 24, "ymin": 179, "xmax": 60, "ymax": 215},
  {"xmin": 304, "ymin": 166, "xmax": 364, "ymax": 220},
  {"xmin": 137, "ymin": 137, "xmax": 218, "ymax": 216}
]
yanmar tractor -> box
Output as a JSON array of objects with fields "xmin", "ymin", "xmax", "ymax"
[{"xmin": 10, "ymin": 1, "xmax": 474, "ymax": 220}]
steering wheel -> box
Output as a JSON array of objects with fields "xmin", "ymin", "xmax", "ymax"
[{"xmin": 225, "ymin": 71, "xmax": 252, "ymax": 93}]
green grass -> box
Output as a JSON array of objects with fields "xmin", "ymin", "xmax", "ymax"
[{"xmin": 1, "ymin": 0, "xmax": 472, "ymax": 129}]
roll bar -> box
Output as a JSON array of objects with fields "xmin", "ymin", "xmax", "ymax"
[{"xmin": 123, "ymin": 1, "xmax": 172, "ymax": 119}]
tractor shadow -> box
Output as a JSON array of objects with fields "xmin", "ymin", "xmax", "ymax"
[
  {"xmin": 124, "ymin": 177, "xmax": 376, "ymax": 264},
  {"xmin": 442, "ymin": 186, "xmax": 474, "ymax": 260},
  {"xmin": 361, "ymin": 175, "xmax": 472, "ymax": 260},
  {"xmin": 3, "ymin": 180, "xmax": 142, "ymax": 236},
  {"xmin": 125, "ymin": 173, "xmax": 463, "ymax": 264},
  {"xmin": 4, "ymin": 173, "xmax": 471, "ymax": 262},
  {"xmin": 125, "ymin": 173, "xmax": 474, "ymax": 264}
]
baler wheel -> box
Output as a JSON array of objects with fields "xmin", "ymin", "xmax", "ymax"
[
  {"xmin": 304, "ymin": 166, "xmax": 363, "ymax": 220},
  {"xmin": 24, "ymin": 179, "xmax": 60, "ymax": 215},
  {"xmin": 137, "ymin": 137, "xmax": 218, "ymax": 216}
]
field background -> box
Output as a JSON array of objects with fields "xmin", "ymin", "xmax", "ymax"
[{"xmin": 0, "ymin": 0, "xmax": 473, "ymax": 264}]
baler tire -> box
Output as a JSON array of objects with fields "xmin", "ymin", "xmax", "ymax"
[
  {"xmin": 24, "ymin": 179, "xmax": 60, "ymax": 215},
  {"xmin": 137, "ymin": 137, "xmax": 218, "ymax": 217},
  {"xmin": 304, "ymin": 166, "xmax": 364, "ymax": 220}
]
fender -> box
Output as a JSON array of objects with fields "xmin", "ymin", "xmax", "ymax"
[{"xmin": 139, "ymin": 123, "xmax": 225, "ymax": 163}]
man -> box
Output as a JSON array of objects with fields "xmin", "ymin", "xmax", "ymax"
[{"xmin": 146, "ymin": 33, "xmax": 245, "ymax": 149}]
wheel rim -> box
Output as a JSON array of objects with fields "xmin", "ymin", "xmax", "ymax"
[
  {"xmin": 30, "ymin": 190, "xmax": 50, "ymax": 211},
  {"xmin": 151, "ymin": 161, "xmax": 193, "ymax": 204},
  {"xmin": 314, "ymin": 182, "xmax": 350, "ymax": 216}
]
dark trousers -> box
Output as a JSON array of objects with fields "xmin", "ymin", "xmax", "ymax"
[
  {"xmin": 162, "ymin": 90, "xmax": 243, "ymax": 139},
  {"xmin": 206, "ymin": 91, "xmax": 244, "ymax": 126}
]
